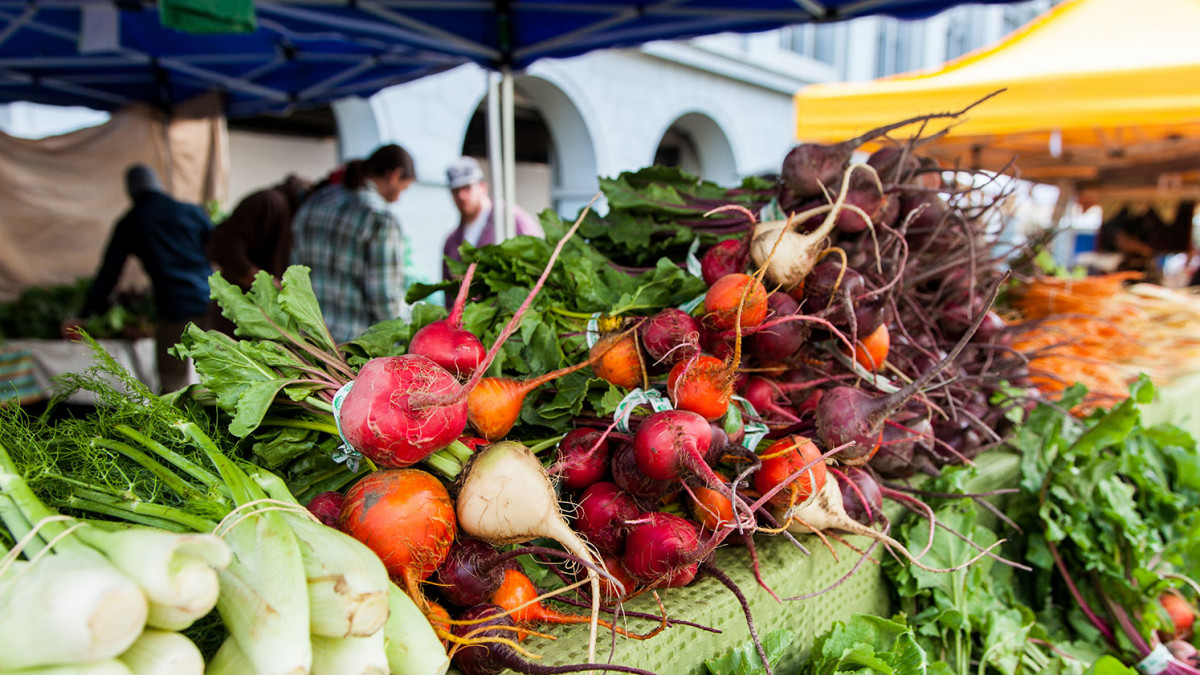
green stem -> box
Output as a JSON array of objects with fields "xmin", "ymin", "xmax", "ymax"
[
  {"xmin": 527, "ymin": 434, "xmax": 567, "ymax": 455},
  {"xmin": 173, "ymin": 421, "xmax": 262, "ymax": 506},
  {"xmin": 0, "ymin": 492, "xmax": 39, "ymax": 555},
  {"xmin": 261, "ymin": 416, "xmax": 340, "ymax": 436},
  {"xmin": 115, "ymin": 424, "xmax": 223, "ymax": 491},
  {"xmin": 70, "ymin": 489, "xmax": 219, "ymax": 532},
  {"xmin": 246, "ymin": 468, "xmax": 300, "ymax": 506},
  {"xmin": 0, "ymin": 442, "xmax": 72, "ymax": 548},
  {"xmin": 66, "ymin": 495, "xmax": 192, "ymax": 533},
  {"xmin": 423, "ymin": 451, "xmax": 463, "ymax": 481},
  {"xmin": 90, "ymin": 438, "xmax": 206, "ymax": 502},
  {"xmin": 549, "ymin": 307, "xmax": 598, "ymax": 320}
]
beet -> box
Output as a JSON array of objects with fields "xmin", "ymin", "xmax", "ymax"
[
  {"xmin": 640, "ymin": 308, "xmax": 700, "ymax": 367},
  {"xmin": 700, "ymin": 238, "xmax": 750, "ymax": 286},
  {"xmin": 339, "ymin": 354, "xmax": 468, "ymax": 468},
  {"xmin": 748, "ymin": 292, "xmax": 804, "ymax": 362},
  {"xmin": 870, "ymin": 412, "xmax": 933, "ymax": 479},
  {"xmin": 554, "ymin": 428, "xmax": 611, "ymax": 492},
  {"xmin": 621, "ymin": 512, "xmax": 701, "ymax": 586},
  {"xmin": 451, "ymin": 604, "xmax": 517, "ymax": 675},
  {"xmin": 435, "ymin": 538, "xmax": 507, "ymax": 608},
  {"xmin": 574, "ymin": 482, "xmax": 639, "ymax": 555},
  {"xmin": 802, "ymin": 262, "xmax": 885, "ymax": 339},
  {"xmin": 408, "ymin": 262, "xmax": 485, "ymax": 377},
  {"xmin": 305, "ymin": 490, "xmax": 344, "ymax": 528},
  {"xmin": 611, "ymin": 442, "xmax": 678, "ymax": 502},
  {"xmin": 837, "ymin": 466, "xmax": 882, "ymax": 525}
]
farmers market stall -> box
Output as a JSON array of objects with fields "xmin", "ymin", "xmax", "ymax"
[{"xmin": 3, "ymin": 105, "xmax": 1200, "ymax": 675}]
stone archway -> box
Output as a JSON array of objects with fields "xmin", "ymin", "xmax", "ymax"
[{"xmin": 654, "ymin": 112, "xmax": 739, "ymax": 186}]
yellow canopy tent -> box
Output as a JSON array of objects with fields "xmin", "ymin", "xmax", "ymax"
[{"xmin": 793, "ymin": 0, "xmax": 1200, "ymax": 204}]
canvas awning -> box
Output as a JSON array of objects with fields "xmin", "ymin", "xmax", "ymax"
[{"xmin": 793, "ymin": 0, "xmax": 1200, "ymax": 201}]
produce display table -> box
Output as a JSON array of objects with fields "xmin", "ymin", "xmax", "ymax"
[
  {"xmin": 495, "ymin": 451, "xmax": 1022, "ymax": 675},
  {"xmin": 5, "ymin": 338, "xmax": 161, "ymax": 403}
]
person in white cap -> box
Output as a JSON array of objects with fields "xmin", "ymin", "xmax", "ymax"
[{"xmin": 441, "ymin": 157, "xmax": 542, "ymax": 281}]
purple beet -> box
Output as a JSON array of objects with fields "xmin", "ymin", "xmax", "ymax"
[
  {"xmin": 640, "ymin": 308, "xmax": 700, "ymax": 368},
  {"xmin": 749, "ymin": 292, "xmax": 804, "ymax": 362},
  {"xmin": 815, "ymin": 276, "xmax": 1006, "ymax": 465},
  {"xmin": 305, "ymin": 491, "xmax": 344, "ymax": 528},
  {"xmin": 611, "ymin": 442, "xmax": 679, "ymax": 503},
  {"xmin": 837, "ymin": 466, "xmax": 883, "ymax": 525},
  {"xmin": 434, "ymin": 538, "xmax": 508, "ymax": 608}
]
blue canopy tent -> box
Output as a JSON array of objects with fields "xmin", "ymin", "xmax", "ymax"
[{"xmin": 0, "ymin": 0, "xmax": 1017, "ymax": 234}]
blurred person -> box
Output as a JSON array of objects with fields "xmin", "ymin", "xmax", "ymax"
[
  {"xmin": 290, "ymin": 145, "xmax": 415, "ymax": 344},
  {"xmin": 206, "ymin": 173, "xmax": 312, "ymax": 334},
  {"xmin": 442, "ymin": 156, "xmax": 543, "ymax": 281},
  {"xmin": 69, "ymin": 164, "xmax": 214, "ymax": 393}
]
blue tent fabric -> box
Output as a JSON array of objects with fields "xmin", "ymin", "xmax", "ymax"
[{"xmin": 0, "ymin": 0, "xmax": 1015, "ymax": 117}]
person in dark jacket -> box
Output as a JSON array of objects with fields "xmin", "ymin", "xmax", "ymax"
[
  {"xmin": 75, "ymin": 164, "xmax": 214, "ymax": 393},
  {"xmin": 205, "ymin": 173, "xmax": 312, "ymax": 334}
]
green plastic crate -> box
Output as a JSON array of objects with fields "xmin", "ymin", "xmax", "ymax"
[{"xmin": 480, "ymin": 451, "xmax": 1022, "ymax": 675}]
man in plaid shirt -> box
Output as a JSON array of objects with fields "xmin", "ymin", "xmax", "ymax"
[{"xmin": 291, "ymin": 144, "xmax": 416, "ymax": 344}]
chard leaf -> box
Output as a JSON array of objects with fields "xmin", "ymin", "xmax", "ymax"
[
  {"xmin": 210, "ymin": 272, "xmax": 291, "ymax": 341},
  {"xmin": 704, "ymin": 628, "xmax": 794, "ymax": 675},
  {"xmin": 229, "ymin": 378, "xmax": 295, "ymax": 438},
  {"xmin": 278, "ymin": 266, "xmax": 336, "ymax": 352}
]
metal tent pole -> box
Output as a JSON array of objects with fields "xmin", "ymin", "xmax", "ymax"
[
  {"xmin": 500, "ymin": 66, "xmax": 516, "ymax": 242},
  {"xmin": 486, "ymin": 70, "xmax": 503, "ymax": 231}
]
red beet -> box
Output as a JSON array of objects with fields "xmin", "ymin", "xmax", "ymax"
[
  {"xmin": 748, "ymin": 292, "xmax": 804, "ymax": 362},
  {"xmin": 338, "ymin": 354, "xmax": 467, "ymax": 468},
  {"xmin": 611, "ymin": 442, "xmax": 678, "ymax": 502},
  {"xmin": 622, "ymin": 512, "xmax": 701, "ymax": 587},
  {"xmin": 700, "ymin": 238, "xmax": 750, "ymax": 286},
  {"xmin": 434, "ymin": 538, "xmax": 508, "ymax": 608},
  {"xmin": 408, "ymin": 262, "xmax": 485, "ymax": 378},
  {"xmin": 553, "ymin": 428, "xmax": 611, "ymax": 492},
  {"xmin": 574, "ymin": 482, "xmax": 639, "ymax": 555}
]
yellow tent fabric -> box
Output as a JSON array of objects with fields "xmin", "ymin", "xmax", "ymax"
[{"xmin": 793, "ymin": 0, "xmax": 1200, "ymax": 189}]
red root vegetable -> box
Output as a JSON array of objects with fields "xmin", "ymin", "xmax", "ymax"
[
  {"xmin": 622, "ymin": 512, "xmax": 701, "ymax": 588},
  {"xmin": 742, "ymin": 377, "xmax": 803, "ymax": 426},
  {"xmin": 700, "ymin": 238, "xmax": 750, "ymax": 286},
  {"xmin": 640, "ymin": 308, "xmax": 700, "ymax": 367},
  {"xmin": 611, "ymin": 442, "xmax": 679, "ymax": 503},
  {"xmin": 816, "ymin": 274, "xmax": 1007, "ymax": 465},
  {"xmin": 339, "ymin": 468, "xmax": 456, "ymax": 607},
  {"xmin": 574, "ymin": 481, "xmax": 639, "ymax": 555},
  {"xmin": 408, "ymin": 262, "xmax": 485, "ymax": 378},
  {"xmin": 552, "ymin": 429, "xmax": 611, "ymax": 492},
  {"xmin": 832, "ymin": 466, "xmax": 882, "ymax": 525},
  {"xmin": 305, "ymin": 490, "xmax": 344, "ymax": 528},
  {"xmin": 339, "ymin": 354, "xmax": 468, "ymax": 468}
]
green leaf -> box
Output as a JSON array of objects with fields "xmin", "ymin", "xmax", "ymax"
[
  {"xmin": 209, "ymin": 271, "xmax": 290, "ymax": 341},
  {"xmin": 228, "ymin": 379, "xmax": 293, "ymax": 438},
  {"xmin": 806, "ymin": 615, "xmax": 928, "ymax": 675},
  {"xmin": 278, "ymin": 266, "xmax": 336, "ymax": 352},
  {"xmin": 704, "ymin": 629, "xmax": 795, "ymax": 675}
]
